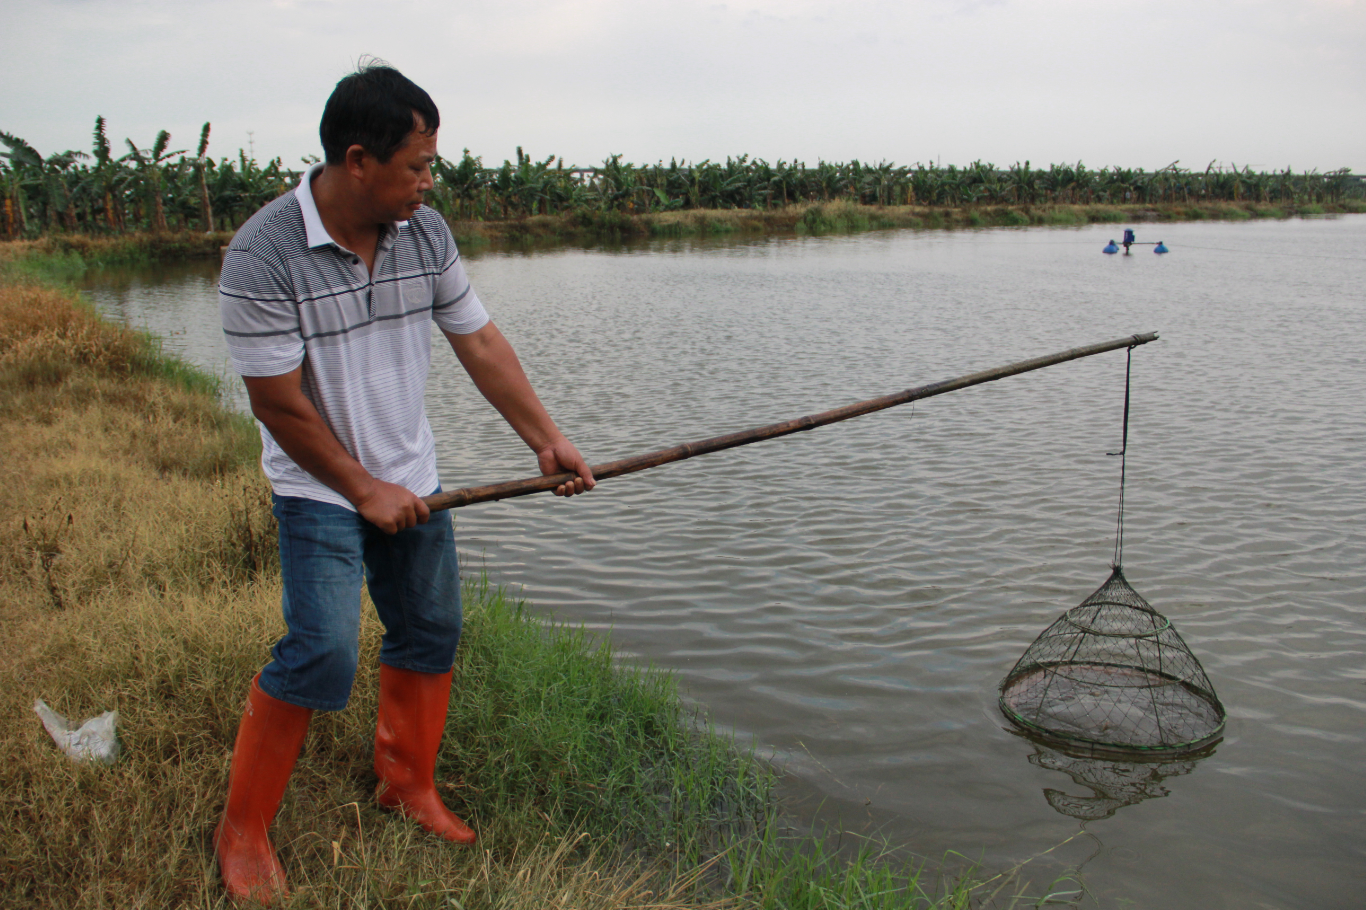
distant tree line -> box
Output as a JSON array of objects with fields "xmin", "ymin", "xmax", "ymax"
[
  {"xmin": 430, "ymin": 150, "xmax": 1363, "ymax": 221},
  {"xmin": 3, "ymin": 119, "xmax": 1361, "ymax": 238}
]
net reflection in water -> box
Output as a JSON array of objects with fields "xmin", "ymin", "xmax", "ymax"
[{"xmin": 1028, "ymin": 745, "xmax": 1203, "ymax": 822}]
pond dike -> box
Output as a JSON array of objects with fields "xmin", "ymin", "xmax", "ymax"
[{"xmin": 446, "ymin": 198, "xmax": 1366, "ymax": 248}]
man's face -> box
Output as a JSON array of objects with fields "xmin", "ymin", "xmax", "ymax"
[{"xmin": 362, "ymin": 121, "xmax": 437, "ymax": 223}]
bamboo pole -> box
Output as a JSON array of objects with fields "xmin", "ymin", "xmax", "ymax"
[{"xmin": 424, "ymin": 332, "xmax": 1159, "ymax": 513}]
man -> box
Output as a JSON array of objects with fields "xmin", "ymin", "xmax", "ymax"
[{"xmin": 216, "ymin": 64, "xmax": 594, "ymax": 904}]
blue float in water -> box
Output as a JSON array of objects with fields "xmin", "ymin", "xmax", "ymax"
[
  {"xmin": 1103, "ymin": 241, "xmax": 1119, "ymax": 254},
  {"xmin": 1154, "ymin": 242, "xmax": 1169, "ymax": 254}
]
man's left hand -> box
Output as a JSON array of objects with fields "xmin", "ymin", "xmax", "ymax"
[{"xmin": 537, "ymin": 437, "xmax": 596, "ymax": 497}]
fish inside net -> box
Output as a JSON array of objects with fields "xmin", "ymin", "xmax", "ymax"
[{"xmin": 998, "ymin": 566, "xmax": 1225, "ymax": 758}]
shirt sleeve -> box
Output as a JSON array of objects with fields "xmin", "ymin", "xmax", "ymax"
[
  {"xmin": 219, "ymin": 249, "xmax": 306, "ymax": 377},
  {"xmin": 430, "ymin": 223, "xmax": 490, "ymax": 336}
]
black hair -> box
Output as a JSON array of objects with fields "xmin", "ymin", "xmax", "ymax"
[{"xmin": 319, "ymin": 61, "xmax": 440, "ymax": 165}]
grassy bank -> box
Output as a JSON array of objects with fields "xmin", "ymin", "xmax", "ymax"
[
  {"xmin": 448, "ymin": 198, "xmax": 1366, "ymax": 247},
  {"xmin": 0, "ymin": 231, "xmax": 232, "ymax": 281},
  {"xmin": 0, "ymin": 250, "xmax": 1035, "ymax": 908}
]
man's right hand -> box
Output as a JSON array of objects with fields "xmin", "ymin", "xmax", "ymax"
[{"xmin": 354, "ymin": 479, "xmax": 430, "ymax": 534}]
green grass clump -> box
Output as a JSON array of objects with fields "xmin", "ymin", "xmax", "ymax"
[
  {"xmin": 1089, "ymin": 208, "xmax": 1128, "ymax": 223},
  {"xmin": 447, "ymin": 576, "xmax": 770, "ymax": 860},
  {"xmin": 798, "ymin": 201, "xmax": 873, "ymax": 235},
  {"xmin": 734, "ymin": 827, "xmax": 974, "ymax": 910}
]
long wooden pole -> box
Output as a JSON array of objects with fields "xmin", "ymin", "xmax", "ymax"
[{"xmin": 424, "ymin": 332, "xmax": 1159, "ymax": 513}]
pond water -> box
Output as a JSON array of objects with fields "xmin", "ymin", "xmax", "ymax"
[{"xmin": 85, "ymin": 217, "xmax": 1366, "ymax": 909}]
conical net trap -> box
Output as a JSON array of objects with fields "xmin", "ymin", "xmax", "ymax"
[{"xmin": 998, "ymin": 566, "xmax": 1225, "ymax": 758}]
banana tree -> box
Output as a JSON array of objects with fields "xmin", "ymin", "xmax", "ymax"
[
  {"xmin": 0, "ymin": 157, "xmax": 20, "ymax": 238},
  {"xmin": 432, "ymin": 149, "xmax": 486, "ymax": 219},
  {"xmin": 593, "ymin": 154, "xmax": 641, "ymax": 211},
  {"xmin": 122, "ymin": 130, "xmax": 183, "ymax": 232},
  {"xmin": 1005, "ymin": 161, "xmax": 1040, "ymax": 205},
  {"xmin": 1041, "ymin": 162, "xmax": 1076, "ymax": 204},
  {"xmin": 811, "ymin": 160, "xmax": 849, "ymax": 203},
  {"xmin": 964, "ymin": 161, "xmax": 1001, "ymax": 204},
  {"xmin": 0, "ymin": 131, "xmax": 40, "ymax": 236},
  {"xmin": 87, "ymin": 116, "xmax": 125, "ymax": 231},
  {"xmin": 0, "ymin": 131, "xmax": 88, "ymax": 233},
  {"xmin": 194, "ymin": 123, "xmax": 214, "ymax": 231}
]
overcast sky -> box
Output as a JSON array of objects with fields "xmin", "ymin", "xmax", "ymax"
[{"xmin": 5, "ymin": 0, "xmax": 1364, "ymax": 173}]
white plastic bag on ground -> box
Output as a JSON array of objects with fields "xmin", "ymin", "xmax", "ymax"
[{"xmin": 33, "ymin": 699, "xmax": 121, "ymax": 764}]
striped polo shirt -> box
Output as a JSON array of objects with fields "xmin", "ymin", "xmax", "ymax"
[{"xmin": 219, "ymin": 164, "xmax": 489, "ymax": 510}]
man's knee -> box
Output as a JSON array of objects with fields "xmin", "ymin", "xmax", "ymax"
[
  {"xmin": 427, "ymin": 601, "xmax": 463, "ymax": 641},
  {"xmin": 265, "ymin": 630, "xmax": 363, "ymax": 711},
  {"xmin": 313, "ymin": 635, "xmax": 363, "ymax": 686}
]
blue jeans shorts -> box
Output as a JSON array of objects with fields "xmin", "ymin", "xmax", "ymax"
[{"xmin": 258, "ymin": 491, "xmax": 463, "ymax": 712}]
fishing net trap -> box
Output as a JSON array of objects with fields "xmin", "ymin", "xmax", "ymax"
[
  {"xmin": 998, "ymin": 345, "xmax": 1226, "ymax": 759},
  {"xmin": 999, "ymin": 566, "xmax": 1225, "ymax": 757}
]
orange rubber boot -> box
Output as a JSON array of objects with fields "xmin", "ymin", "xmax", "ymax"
[
  {"xmin": 374, "ymin": 665, "xmax": 476, "ymax": 844},
  {"xmin": 214, "ymin": 675, "xmax": 313, "ymax": 905}
]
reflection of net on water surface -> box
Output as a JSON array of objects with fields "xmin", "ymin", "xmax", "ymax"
[
  {"xmin": 1028, "ymin": 745, "xmax": 1201, "ymax": 822},
  {"xmin": 999, "ymin": 567, "xmax": 1225, "ymax": 758}
]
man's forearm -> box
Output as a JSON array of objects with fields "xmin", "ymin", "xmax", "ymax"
[
  {"xmin": 445, "ymin": 323, "xmax": 564, "ymax": 453},
  {"xmin": 443, "ymin": 321, "xmax": 595, "ymax": 497}
]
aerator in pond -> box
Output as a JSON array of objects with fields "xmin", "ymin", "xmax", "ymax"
[{"xmin": 1105, "ymin": 229, "xmax": 1168, "ymax": 255}]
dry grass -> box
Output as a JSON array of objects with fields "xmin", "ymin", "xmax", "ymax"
[
  {"xmin": 0, "ymin": 280, "xmax": 267, "ymax": 616},
  {"xmin": 0, "ymin": 274, "xmax": 279, "ymax": 907}
]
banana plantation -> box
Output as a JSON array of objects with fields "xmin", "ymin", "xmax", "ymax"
[
  {"xmin": 430, "ymin": 149, "xmax": 1363, "ymax": 221},
  {"xmin": 3, "ymin": 119, "xmax": 1362, "ymax": 238},
  {"xmin": 1, "ymin": 119, "xmax": 294, "ymax": 238}
]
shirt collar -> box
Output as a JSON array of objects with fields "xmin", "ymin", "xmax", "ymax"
[{"xmin": 294, "ymin": 162, "xmax": 409, "ymax": 250}]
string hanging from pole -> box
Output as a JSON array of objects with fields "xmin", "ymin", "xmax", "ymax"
[{"xmin": 1108, "ymin": 345, "xmax": 1135, "ymax": 569}]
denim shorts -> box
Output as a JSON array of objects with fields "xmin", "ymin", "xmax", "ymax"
[{"xmin": 258, "ymin": 491, "xmax": 463, "ymax": 711}]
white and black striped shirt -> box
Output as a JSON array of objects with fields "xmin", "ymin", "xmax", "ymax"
[{"xmin": 220, "ymin": 164, "xmax": 489, "ymax": 509}]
